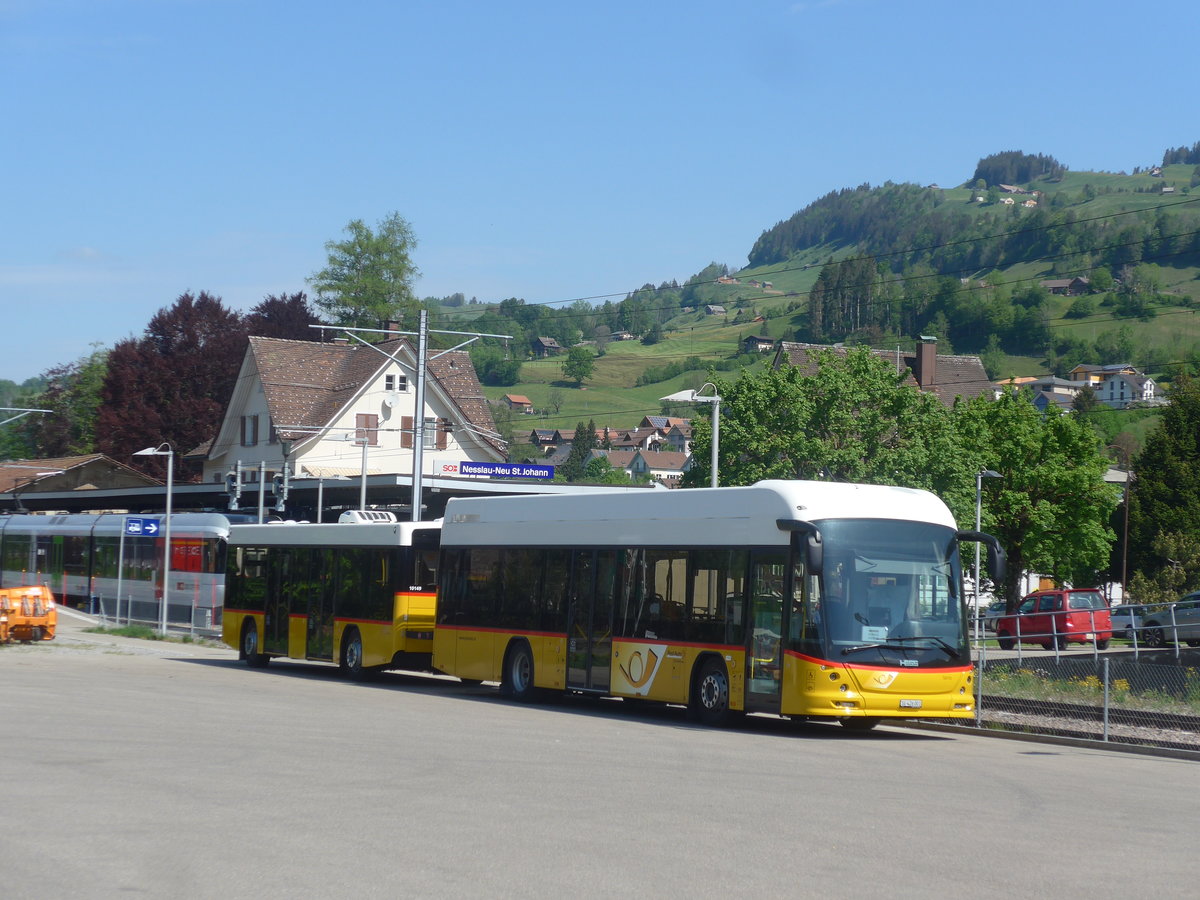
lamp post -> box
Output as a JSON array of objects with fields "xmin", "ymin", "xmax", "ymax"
[
  {"xmin": 660, "ymin": 382, "xmax": 721, "ymax": 488},
  {"xmin": 974, "ymin": 468, "xmax": 1002, "ymax": 642},
  {"xmin": 134, "ymin": 443, "xmax": 174, "ymax": 635}
]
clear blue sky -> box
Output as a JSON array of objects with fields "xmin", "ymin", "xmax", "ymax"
[{"xmin": 2, "ymin": 0, "xmax": 1194, "ymax": 383}]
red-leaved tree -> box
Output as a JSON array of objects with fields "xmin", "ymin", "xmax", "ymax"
[{"xmin": 97, "ymin": 292, "xmax": 248, "ymax": 481}]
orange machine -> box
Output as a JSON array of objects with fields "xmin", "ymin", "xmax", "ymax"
[{"xmin": 0, "ymin": 585, "xmax": 57, "ymax": 644}]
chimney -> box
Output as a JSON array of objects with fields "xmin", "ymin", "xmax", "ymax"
[{"xmin": 915, "ymin": 335, "xmax": 937, "ymax": 389}]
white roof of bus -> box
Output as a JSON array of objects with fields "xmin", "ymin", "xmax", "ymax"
[
  {"xmin": 440, "ymin": 480, "xmax": 956, "ymax": 548},
  {"xmin": 227, "ymin": 518, "xmax": 441, "ymax": 548}
]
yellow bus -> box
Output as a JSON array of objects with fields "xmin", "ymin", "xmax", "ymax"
[
  {"xmin": 223, "ymin": 514, "xmax": 441, "ymax": 678},
  {"xmin": 432, "ymin": 480, "xmax": 1004, "ymax": 729}
]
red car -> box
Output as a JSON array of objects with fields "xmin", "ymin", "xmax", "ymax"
[{"xmin": 995, "ymin": 588, "xmax": 1112, "ymax": 650}]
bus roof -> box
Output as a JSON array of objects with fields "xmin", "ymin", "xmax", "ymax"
[
  {"xmin": 440, "ymin": 480, "xmax": 957, "ymax": 548},
  {"xmin": 227, "ymin": 518, "xmax": 442, "ymax": 548}
]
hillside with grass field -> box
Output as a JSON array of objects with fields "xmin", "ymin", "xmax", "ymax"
[{"xmin": 448, "ymin": 147, "xmax": 1200, "ymax": 449}]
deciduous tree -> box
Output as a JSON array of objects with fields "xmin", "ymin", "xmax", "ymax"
[
  {"xmin": 308, "ymin": 212, "xmax": 421, "ymax": 329},
  {"xmin": 561, "ymin": 347, "xmax": 595, "ymax": 386},
  {"xmin": 245, "ymin": 292, "xmax": 324, "ymax": 340},
  {"xmin": 23, "ymin": 344, "xmax": 109, "ymax": 456},
  {"xmin": 97, "ymin": 292, "xmax": 247, "ymax": 480},
  {"xmin": 954, "ymin": 390, "xmax": 1118, "ymax": 604}
]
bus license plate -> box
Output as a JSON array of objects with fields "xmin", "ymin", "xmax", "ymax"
[{"xmin": 899, "ymin": 699, "xmax": 923, "ymax": 709}]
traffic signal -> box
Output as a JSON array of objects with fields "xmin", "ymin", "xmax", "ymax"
[
  {"xmin": 225, "ymin": 470, "xmax": 241, "ymax": 510},
  {"xmin": 272, "ymin": 470, "xmax": 289, "ymax": 511}
]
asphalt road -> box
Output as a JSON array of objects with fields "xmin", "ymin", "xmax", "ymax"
[{"xmin": 1, "ymin": 613, "xmax": 1194, "ymax": 899}]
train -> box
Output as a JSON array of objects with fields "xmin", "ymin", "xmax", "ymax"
[{"xmin": 0, "ymin": 513, "xmax": 233, "ymax": 629}]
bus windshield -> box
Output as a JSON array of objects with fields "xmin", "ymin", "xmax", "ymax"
[{"xmin": 807, "ymin": 519, "xmax": 968, "ymax": 666}]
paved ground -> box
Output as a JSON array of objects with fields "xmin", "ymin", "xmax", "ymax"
[{"xmin": 0, "ymin": 612, "xmax": 1194, "ymax": 898}]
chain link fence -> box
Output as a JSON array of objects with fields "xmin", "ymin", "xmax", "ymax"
[{"xmin": 967, "ymin": 621, "xmax": 1200, "ymax": 751}]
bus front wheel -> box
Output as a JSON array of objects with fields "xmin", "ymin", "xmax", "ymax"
[
  {"xmin": 690, "ymin": 658, "xmax": 731, "ymax": 726},
  {"xmin": 503, "ymin": 642, "xmax": 536, "ymax": 702},
  {"xmin": 241, "ymin": 622, "xmax": 269, "ymax": 668}
]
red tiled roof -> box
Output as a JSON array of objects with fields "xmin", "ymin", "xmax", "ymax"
[{"xmin": 248, "ymin": 336, "xmax": 503, "ymax": 456}]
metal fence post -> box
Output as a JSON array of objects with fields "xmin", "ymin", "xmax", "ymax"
[
  {"xmin": 1102, "ymin": 657, "xmax": 1110, "ymax": 742},
  {"xmin": 975, "ymin": 643, "xmax": 985, "ymax": 726}
]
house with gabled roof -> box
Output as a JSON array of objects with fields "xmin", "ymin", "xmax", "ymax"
[
  {"xmin": 771, "ymin": 336, "xmax": 992, "ymax": 407},
  {"xmin": 629, "ymin": 449, "xmax": 692, "ymax": 485},
  {"xmin": 503, "ymin": 394, "xmax": 534, "ymax": 414},
  {"xmin": 531, "ymin": 336, "xmax": 563, "ymax": 357},
  {"xmin": 743, "ymin": 335, "xmax": 775, "ymax": 353},
  {"xmin": 1068, "ymin": 363, "xmax": 1137, "ymax": 386},
  {"xmin": 1096, "ymin": 370, "xmax": 1156, "ymax": 408},
  {"xmin": 1040, "ymin": 277, "xmax": 1090, "ymax": 296},
  {"xmin": 201, "ymin": 335, "xmax": 505, "ymax": 487},
  {"xmin": 609, "ymin": 427, "xmax": 662, "ymax": 452}
]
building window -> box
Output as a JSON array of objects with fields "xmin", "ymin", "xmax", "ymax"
[
  {"xmin": 423, "ymin": 416, "xmax": 438, "ymax": 449},
  {"xmin": 240, "ymin": 415, "xmax": 259, "ymax": 447},
  {"xmin": 385, "ymin": 374, "xmax": 408, "ymax": 392},
  {"xmin": 356, "ymin": 413, "xmax": 380, "ymax": 447}
]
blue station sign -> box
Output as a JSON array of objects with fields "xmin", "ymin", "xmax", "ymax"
[
  {"xmin": 455, "ymin": 461, "xmax": 554, "ymax": 480},
  {"xmin": 125, "ymin": 516, "xmax": 161, "ymax": 536}
]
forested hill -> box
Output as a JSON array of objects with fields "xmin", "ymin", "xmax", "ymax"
[
  {"xmin": 748, "ymin": 149, "xmax": 1200, "ymax": 276},
  {"xmin": 736, "ymin": 148, "xmax": 1200, "ymax": 372}
]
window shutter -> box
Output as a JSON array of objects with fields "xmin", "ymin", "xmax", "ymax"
[
  {"xmin": 436, "ymin": 418, "xmax": 448, "ymax": 450},
  {"xmin": 401, "ymin": 416, "xmax": 413, "ymax": 449},
  {"xmin": 356, "ymin": 413, "xmax": 380, "ymax": 446}
]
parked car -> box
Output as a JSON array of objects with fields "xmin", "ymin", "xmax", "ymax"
[
  {"xmin": 980, "ymin": 601, "xmax": 1007, "ymax": 632},
  {"xmin": 1140, "ymin": 593, "xmax": 1200, "ymax": 648},
  {"xmin": 1110, "ymin": 604, "xmax": 1146, "ymax": 640},
  {"xmin": 995, "ymin": 588, "xmax": 1112, "ymax": 650}
]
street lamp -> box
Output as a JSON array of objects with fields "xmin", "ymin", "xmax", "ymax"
[
  {"xmin": 974, "ymin": 468, "xmax": 1002, "ymax": 641},
  {"xmin": 660, "ymin": 382, "xmax": 721, "ymax": 488},
  {"xmin": 134, "ymin": 443, "xmax": 174, "ymax": 635}
]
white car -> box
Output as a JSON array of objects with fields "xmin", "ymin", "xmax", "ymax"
[
  {"xmin": 1110, "ymin": 604, "xmax": 1145, "ymax": 640},
  {"xmin": 980, "ymin": 602, "xmax": 1007, "ymax": 632},
  {"xmin": 1141, "ymin": 594, "xmax": 1200, "ymax": 647}
]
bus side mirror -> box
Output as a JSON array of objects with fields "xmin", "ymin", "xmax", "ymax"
[
  {"xmin": 956, "ymin": 530, "xmax": 1006, "ymax": 585},
  {"xmin": 778, "ymin": 520, "xmax": 823, "ymax": 576}
]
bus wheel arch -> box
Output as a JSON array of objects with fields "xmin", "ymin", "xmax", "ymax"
[
  {"xmin": 689, "ymin": 655, "xmax": 731, "ymax": 726},
  {"xmin": 501, "ymin": 639, "xmax": 536, "ymax": 702},
  {"xmin": 240, "ymin": 619, "xmax": 269, "ymax": 668}
]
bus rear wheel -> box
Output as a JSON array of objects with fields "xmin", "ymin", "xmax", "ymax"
[
  {"xmin": 690, "ymin": 658, "xmax": 731, "ymax": 726},
  {"xmin": 241, "ymin": 622, "xmax": 269, "ymax": 668},
  {"xmin": 503, "ymin": 642, "xmax": 536, "ymax": 702},
  {"xmin": 341, "ymin": 627, "xmax": 375, "ymax": 681}
]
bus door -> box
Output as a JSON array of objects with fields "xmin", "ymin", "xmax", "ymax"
[
  {"xmin": 263, "ymin": 550, "xmax": 291, "ymax": 657},
  {"xmin": 745, "ymin": 550, "xmax": 787, "ymax": 712},
  {"xmin": 306, "ymin": 548, "xmax": 335, "ymax": 661},
  {"xmin": 567, "ymin": 550, "xmax": 616, "ymax": 692}
]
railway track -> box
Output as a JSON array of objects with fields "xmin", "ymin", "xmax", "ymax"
[{"xmin": 974, "ymin": 694, "xmax": 1200, "ymax": 751}]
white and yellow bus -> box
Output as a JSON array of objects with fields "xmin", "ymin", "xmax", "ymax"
[
  {"xmin": 223, "ymin": 514, "xmax": 441, "ymax": 678},
  {"xmin": 432, "ymin": 480, "xmax": 1004, "ymax": 729}
]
